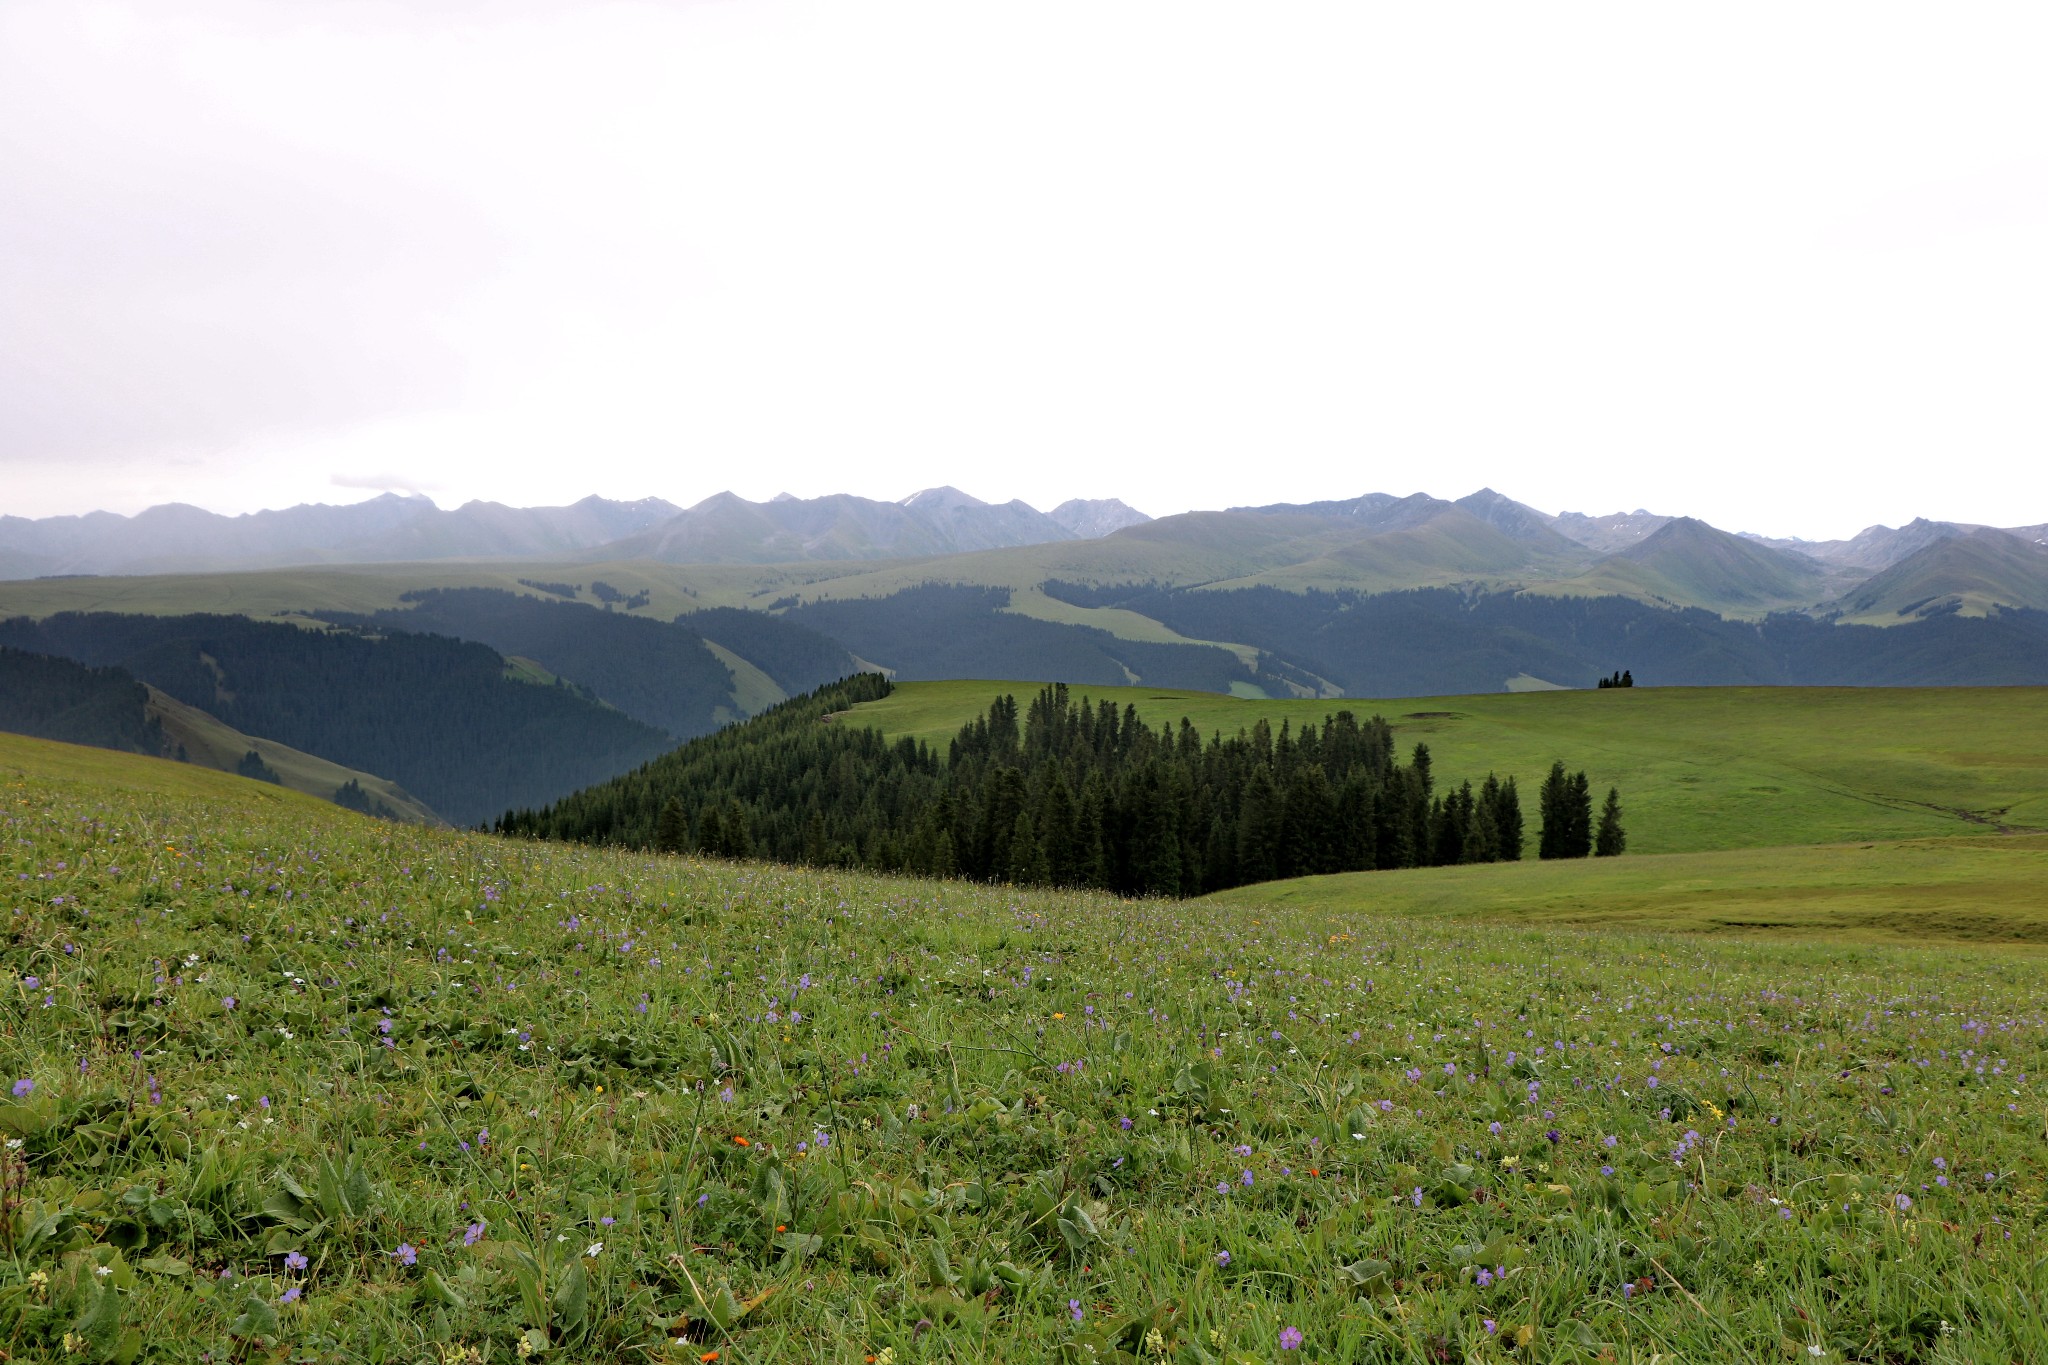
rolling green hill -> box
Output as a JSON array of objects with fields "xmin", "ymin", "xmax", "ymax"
[
  {"xmin": 1832, "ymin": 528, "xmax": 2048, "ymax": 623},
  {"xmin": 1199, "ymin": 833, "xmax": 2048, "ymax": 946},
  {"xmin": 849, "ymin": 680, "xmax": 2048, "ymax": 854},
  {"xmin": 10, "ymin": 726, "xmax": 2048, "ymax": 1359},
  {"xmin": 1538, "ymin": 516, "xmax": 1835, "ymax": 614}
]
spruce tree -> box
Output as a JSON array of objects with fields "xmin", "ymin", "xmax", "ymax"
[
  {"xmin": 1537, "ymin": 761, "xmax": 1568, "ymax": 859},
  {"xmin": 1565, "ymin": 771, "xmax": 1594, "ymax": 858},
  {"xmin": 655, "ymin": 797, "xmax": 687, "ymax": 854},
  {"xmin": 1595, "ymin": 787, "xmax": 1626, "ymax": 856}
]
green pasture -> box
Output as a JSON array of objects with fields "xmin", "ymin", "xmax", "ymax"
[
  {"xmin": 4, "ymin": 734, "xmax": 2047, "ymax": 1362},
  {"xmin": 852, "ymin": 681, "xmax": 2048, "ymax": 856},
  {"xmin": 1202, "ymin": 834, "xmax": 2048, "ymax": 948}
]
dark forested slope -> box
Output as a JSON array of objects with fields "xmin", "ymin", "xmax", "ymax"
[
  {"xmin": 0, "ymin": 647, "xmax": 164, "ymax": 755},
  {"xmin": 0, "ymin": 613, "xmax": 673, "ymax": 825}
]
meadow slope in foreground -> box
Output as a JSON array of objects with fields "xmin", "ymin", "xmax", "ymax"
[{"xmin": 2, "ymin": 732, "xmax": 2044, "ymax": 1362}]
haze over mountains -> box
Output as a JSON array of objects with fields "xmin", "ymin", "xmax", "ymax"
[
  {"xmin": 0, "ymin": 488, "xmax": 1153, "ymax": 578},
  {"xmin": 6, "ymin": 483, "xmax": 2047, "ymax": 633}
]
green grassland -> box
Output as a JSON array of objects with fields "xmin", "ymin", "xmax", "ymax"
[
  {"xmin": 0, "ymin": 560, "xmax": 788, "ymax": 623},
  {"xmin": 4, "ymin": 733, "xmax": 2048, "ymax": 1362},
  {"xmin": 1201, "ymin": 834, "xmax": 2048, "ymax": 947},
  {"xmin": 851, "ymin": 681, "xmax": 2048, "ymax": 856}
]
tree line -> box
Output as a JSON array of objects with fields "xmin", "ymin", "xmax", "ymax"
[{"xmin": 501, "ymin": 676, "xmax": 1625, "ymax": 897}]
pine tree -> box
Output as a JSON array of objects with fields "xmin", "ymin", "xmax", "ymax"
[
  {"xmin": 1538, "ymin": 761, "xmax": 1568, "ymax": 859},
  {"xmin": 655, "ymin": 797, "xmax": 687, "ymax": 854},
  {"xmin": 1492, "ymin": 775, "xmax": 1523, "ymax": 861},
  {"xmin": 1595, "ymin": 787, "xmax": 1626, "ymax": 856},
  {"xmin": 1565, "ymin": 771, "xmax": 1593, "ymax": 858}
]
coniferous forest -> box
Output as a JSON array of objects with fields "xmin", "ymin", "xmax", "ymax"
[{"xmin": 501, "ymin": 675, "xmax": 1614, "ymax": 897}]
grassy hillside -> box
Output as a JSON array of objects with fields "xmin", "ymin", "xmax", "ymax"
[
  {"xmin": 0, "ymin": 729, "xmax": 362, "ymax": 813},
  {"xmin": 1201, "ymin": 834, "xmax": 2048, "ymax": 946},
  {"xmin": 143, "ymin": 686, "xmax": 439, "ymax": 823},
  {"xmin": 6, "ymin": 733, "xmax": 2048, "ymax": 1360},
  {"xmin": 850, "ymin": 680, "xmax": 2048, "ymax": 854},
  {"xmin": 0, "ymin": 558, "xmax": 849, "ymax": 623},
  {"xmin": 1834, "ymin": 529, "xmax": 2048, "ymax": 623}
]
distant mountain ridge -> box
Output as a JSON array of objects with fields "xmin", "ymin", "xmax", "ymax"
[
  {"xmin": 0, "ymin": 492, "xmax": 685, "ymax": 577},
  {"xmin": 0, "ymin": 488, "xmax": 1153, "ymax": 577},
  {"xmin": 4, "ymin": 484, "xmax": 2044, "ymax": 627}
]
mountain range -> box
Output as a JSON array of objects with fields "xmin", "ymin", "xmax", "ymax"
[{"xmin": 0, "ymin": 488, "xmax": 1153, "ymax": 578}]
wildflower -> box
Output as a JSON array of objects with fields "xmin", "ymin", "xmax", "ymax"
[
  {"xmin": 284, "ymin": 1251, "xmax": 308, "ymax": 1270},
  {"xmin": 586, "ymin": 1241, "xmax": 603, "ymax": 1257},
  {"xmin": 1279, "ymin": 1326, "xmax": 1304, "ymax": 1350},
  {"xmin": 733, "ymin": 1135, "xmax": 749, "ymax": 1146},
  {"xmin": 1241, "ymin": 1168, "xmax": 1254, "ymax": 1187},
  {"xmin": 395, "ymin": 1244, "xmax": 418, "ymax": 1266},
  {"xmin": 1216, "ymin": 1250, "xmax": 1231, "ymax": 1266},
  {"xmin": 1070, "ymin": 1299, "xmax": 1085, "ymax": 1322},
  {"xmin": 464, "ymin": 1221, "xmax": 486, "ymax": 1245},
  {"xmin": 10, "ymin": 1078, "xmax": 31, "ymax": 1098},
  {"xmin": 1483, "ymin": 1318, "xmax": 1498, "ymax": 1335},
  {"xmin": 280, "ymin": 1286, "xmax": 302, "ymax": 1304}
]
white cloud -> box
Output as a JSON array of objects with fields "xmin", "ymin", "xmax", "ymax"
[{"xmin": 330, "ymin": 472, "xmax": 443, "ymax": 494}]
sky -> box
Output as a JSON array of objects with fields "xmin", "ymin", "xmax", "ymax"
[{"xmin": 3, "ymin": 1, "xmax": 2045, "ymax": 541}]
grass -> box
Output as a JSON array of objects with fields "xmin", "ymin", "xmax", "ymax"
[
  {"xmin": 4, "ymin": 734, "xmax": 2048, "ymax": 1361},
  {"xmin": 849, "ymin": 681, "xmax": 2048, "ymax": 856},
  {"xmin": 1199, "ymin": 835, "xmax": 2048, "ymax": 947}
]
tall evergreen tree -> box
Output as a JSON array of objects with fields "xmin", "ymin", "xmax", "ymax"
[
  {"xmin": 1595, "ymin": 786, "xmax": 1626, "ymax": 856},
  {"xmin": 1565, "ymin": 771, "xmax": 1594, "ymax": 858},
  {"xmin": 655, "ymin": 797, "xmax": 688, "ymax": 853},
  {"xmin": 1537, "ymin": 762, "xmax": 1568, "ymax": 860}
]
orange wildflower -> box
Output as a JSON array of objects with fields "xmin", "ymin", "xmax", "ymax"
[{"xmin": 733, "ymin": 1135, "xmax": 749, "ymax": 1146}]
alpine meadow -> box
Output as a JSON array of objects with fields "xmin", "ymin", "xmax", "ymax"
[{"xmin": 5, "ymin": 481, "xmax": 2048, "ymax": 1362}]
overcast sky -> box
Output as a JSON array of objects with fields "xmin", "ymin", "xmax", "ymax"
[{"xmin": 4, "ymin": 1, "xmax": 2044, "ymax": 539}]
